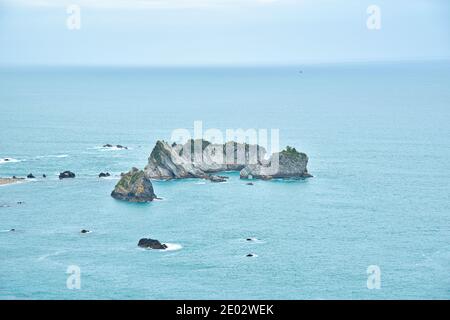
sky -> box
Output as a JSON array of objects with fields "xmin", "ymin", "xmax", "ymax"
[{"xmin": 0, "ymin": 0, "xmax": 449, "ymax": 66}]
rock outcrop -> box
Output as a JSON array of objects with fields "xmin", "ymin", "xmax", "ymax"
[
  {"xmin": 144, "ymin": 140, "xmax": 266, "ymax": 182},
  {"xmin": 240, "ymin": 146, "xmax": 312, "ymax": 180},
  {"xmin": 138, "ymin": 238, "xmax": 168, "ymax": 250},
  {"xmin": 99, "ymin": 172, "xmax": 111, "ymax": 178},
  {"xmin": 111, "ymin": 167, "xmax": 156, "ymax": 202},
  {"xmin": 59, "ymin": 171, "xmax": 75, "ymax": 179},
  {"xmin": 103, "ymin": 144, "xmax": 128, "ymax": 150}
]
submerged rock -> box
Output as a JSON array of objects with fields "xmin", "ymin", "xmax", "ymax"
[
  {"xmin": 103, "ymin": 144, "xmax": 128, "ymax": 150},
  {"xmin": 138, "ymin": 238, "xmax": 168, "ymax": 250},
  {"xmin": 209, "ymin": 175, "xmax": 228, "ymax": 183},
  {"xmin": 240, "ymin": 146, "xmax": 312, "ymax": 180},
  {"xmin": 111, "ymin": 167, "xmax": 156, "ymax": 202},
  {"xmin": 59, "ymin": 171, "xmax": 75, "ymax": 179}
]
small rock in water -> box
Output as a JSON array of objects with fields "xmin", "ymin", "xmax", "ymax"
[
  {"xmin": 103, "ymin": 144, "xmax": 113, "ymax": 148},
  {"xmin": 246, "ymin": 182, "xmax": 254, "ymax": 186},
  {"xmin": 4, "ymin": 158, "xmax": 10, "ymax": 162},
  {"xmin": 43, "ymin": 174, "xmax": 46, "ymax": 178},
  {"xmin": 209, "ymin": 175, "xmax": 228, "ymax": 183},
  {"xmin": 99, "ymin": 172, "xmax": 111, "ymax": 178},
  {"xmin": 116, "ymin": 145, "xmax": 128, "ymax": 150},
  {"xmin": 9, "ymin": 229, "xmax": 15, "ymax": 232},
  {"xmin": 59, "ymin": 171, "xmax": 75, "ymax": 179},
  {"xmin": 138, "ymin": 238, "xmax": 168, "ymax": 250},
  {"xmin": 17, "ymin": 201, "xmax": 24, "ymax": 205},
  {"xmin": 246, "ymin": 253, "xmax": 256, "ymax": 257},
  {"xmin": 80, "ymin": 229, "xmax": 90, "ymax": 234},
  {"xmin": 27, "ymin": 173, "xmax": 35, "ymax": 179}
]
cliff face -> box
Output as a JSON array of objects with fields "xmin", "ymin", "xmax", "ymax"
[
  {"xmin": 144, "ymin": 140, "xmax": 266, "ymax": 181},
  {"xmin": 240, "ymin": 148, "xmax": 312, "ymax": 180},
  {"xmin": 111, "ymin": 167, "xmax": 156, "ymax": 202}
]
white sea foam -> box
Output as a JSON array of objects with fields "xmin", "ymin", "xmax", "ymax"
[
  {"xmin": 244, "ymin": 237, "xmax": 264, "ymax": 244},
  {"xmin": 99, "ymin": 175, "xmax": 120, "ymax": 180},
  {"xmin": 0, "ymin": 158, "xmax": 21, "ymax": 164},
  {"xmin": 37, "ymin": 250, "xmax": 65, "ymax": 261},
  {"xmin": 164, "ymin": 243, "xmax": 182, "ymax": 251},
  {"xmin": 36, "ymin": 154, "xmax": 69, "ymax": 159},
  {"xmin": 93, "ymin": 145, "xmax": 131, "ymax": 151}
]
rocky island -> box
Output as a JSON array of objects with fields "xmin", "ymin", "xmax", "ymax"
[
  {"xmin": 111, "ymin": 139, "xmax": 311, "ymax": 202},
  {"xmin": 111, "ymin": 167, "xmax": 157, "ymax": 202}
]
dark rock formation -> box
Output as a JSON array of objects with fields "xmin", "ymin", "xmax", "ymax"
[
  {"xmin": 209, "ymin": 175, "xmax": 228, "ymax": 183},
  {"xmin": 99, "ymin": 172, "xmax": 111, "ymax": 178},
  {"xmin": 43, "ymin": 174, "xmax": 46, "ymax": 178},
  {"xmin": 138, "ymin": 238, "xmax": 168, "ymax": 250},
  {"xmin": 59, "ymin": 171, "xmax": 75, "ymax": 179},
  {"xmin": 80, "ymin": 229, "xmax": 90, "ymax": 234},
  {"xmin": 103, "ymin": 144, "xmax": 128, "ymax": 150},
  {"xmin": 27, "ymin": 173, "xmax": 35, "ymax": 179},
  {"xmin": 111, "ymin": 167, "xmax": 156, "ymax": 202}
]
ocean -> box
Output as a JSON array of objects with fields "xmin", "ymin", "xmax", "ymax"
[{"xmin": 0, "ymin": 62, "xmax": 449, "ymax": 299}]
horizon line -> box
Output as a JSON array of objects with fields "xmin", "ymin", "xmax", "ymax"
[{"xmin": 1, "ymin": 57, "xmax": 449, "ymax": 69}]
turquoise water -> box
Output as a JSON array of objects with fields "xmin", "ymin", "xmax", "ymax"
[{"xmin": 0, "ymin": 62, "xmax": 449, "ymax": 299}]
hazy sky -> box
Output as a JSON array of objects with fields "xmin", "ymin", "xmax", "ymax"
[{"xmin": 0, "ymin": 0, "xmax": 449, "ymax": 66}]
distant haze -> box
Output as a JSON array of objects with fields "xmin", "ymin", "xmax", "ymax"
[{"xmin": 0, "ymin": 0, "xmax": 449, "ymax": 66}]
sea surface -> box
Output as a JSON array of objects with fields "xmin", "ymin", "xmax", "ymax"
[{"xmin": 0, "ymin": 62, "xmax": 449, "ymax": 299}]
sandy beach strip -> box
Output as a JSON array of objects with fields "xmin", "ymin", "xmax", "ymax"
[{"xmin": 0, "ymin": 178, "xmax": 25, "ymax": 186}]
